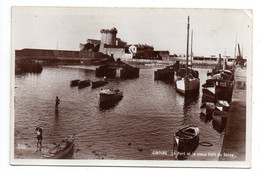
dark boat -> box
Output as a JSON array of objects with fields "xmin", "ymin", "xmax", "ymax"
[
  {"xmin": 202, "ymin": 77, "xmax": 234, "ymax": 103},
  {"xmin": 43, "ymin": 134, "xmax": 75, "ymax": 159},
  {"xmin": 174, "ymin": 125, "xmax": 199, "ymax": 152},
  {"xmin": 212, "ymin": 110, "xmax": 229, "ymax": 126},
  {"xmin": 91, "ymin": 80, "xmax": 108, "ymax": 89},
  {"xmin": 202, "ymin": 54, "xmax": 234, "ymax": 103},
  {"xmin": 96, "ymin": 58, "xmax": 139, "ymax": 79},
  {"xmin": 212, "ymin": 110, "xmax": 229, "ymax": 133},
  {"xmin": 70, "ymin": 79, "xmax": 80, "ymax": 87},
  {"xmin": 78, "ymin": 80, "xmax": 91, "ymax": 89},
  {"xmin": 99, "ymin": 89, "xmax": 123, "ymax": 103},
  {"xmin": 154, "ymin": 62, "xmax": 180, "ymax": 83}
]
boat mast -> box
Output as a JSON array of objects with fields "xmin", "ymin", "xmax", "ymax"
[
  {"xmin": 234, "ymin": 33, "xmax": 237, "ymax": 58},
  {"xmin": 234, "ymin": 34, "xmax": 237, "ymax": 65},
  {"xmin": 186, "ymin": 16, "xmax": 190, "ymax": 76},
  {"xmin": 191, "ymin": 29, "xmax": 193, "ymax": 70}
]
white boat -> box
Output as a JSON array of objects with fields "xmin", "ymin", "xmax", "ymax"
[
  {"xmin": 99, "ymin": 89, "xmax": 123, "ymax": 103},
  {"xmin": 175, "ymin": 17, "xmax": 200, "ymax": 95}
]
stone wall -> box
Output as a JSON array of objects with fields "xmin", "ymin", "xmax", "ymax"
[{"xmin": 15, "ymin": 49, "xmax": 109, "ymax": 59}]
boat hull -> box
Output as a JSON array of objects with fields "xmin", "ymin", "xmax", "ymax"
[
  {"xmin": 176, "ymin": 77, "xmax": 200, "ymax": 95},
  {"xmin": 91, "ymin": 80, "xmax": 108, "ymax": 89},
  {"xmin": 43, "ymin": 135, "xmax": 75, "ymax": 159},
  {"xmin": 212, "ymin": 110, "xmax": 228, "ymax": 126},
  {"xmin": 70, "ymin": 79, "xmax": 80, "ymax": 87},
  {"xmin": 78, "ymin": 80, "xmax": 91, "ymax": 89},
  {"xmin": 174, "ymin": 125, "xmax": 200, "ymax": 152},
  {"xmin": 99, "ymin": 91, "xmax": 123, "ymax": 103}
]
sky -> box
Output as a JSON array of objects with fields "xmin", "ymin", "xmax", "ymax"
[{"xmin": 12, "ymin": 7, "xmax": 252, "ymax": 57}]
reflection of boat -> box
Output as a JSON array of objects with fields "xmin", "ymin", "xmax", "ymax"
[
  {"xmin": 174, "ymin": 125, "xmax": 199, "ymax": 152},
  {"xmin": 78, "ymin": 80, "xmax": 91, "ymax": 89},
  {"xmin": 99, "ymin": 89, "xmax": 123, "ymax": 103},
  {"xmin": 176, "ymin": 17, "xmax": 200, "ymax": 95},
  {"xmin": 91, "ymin": 80, "xmax": 108, "ymax": 89},
  {"xmin": 70, "ymin": 79, "xmax": 80, "ymax": 87},
  {"xmin": 43, "ymin": 134, "xmax": 75, "ymax": 159}
]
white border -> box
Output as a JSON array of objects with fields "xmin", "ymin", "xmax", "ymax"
[{"xmin": 1, "ymin": 0, "xmax": 260, "ymax": 171}]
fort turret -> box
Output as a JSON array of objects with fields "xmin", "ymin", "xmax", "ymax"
[{"xmin": 100, "ymin": 27, "xmax": 117, "ymax": 46}]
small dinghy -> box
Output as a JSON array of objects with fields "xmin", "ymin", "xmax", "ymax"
[
  {"xmin": 174, "ymin": 125, "xmax": 199, "ymax": 152},
  {"xmin": 43, "ymin": 134, "xmax": 75, "ymax": 159},
  {"xmin": 99, "ymin": 89, "xmax": 123, "ymax": 103}
]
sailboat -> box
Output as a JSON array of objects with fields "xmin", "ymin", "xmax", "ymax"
[{"xmin": 176, "ymin": 16, "xmax": 200, "ymax": 95}]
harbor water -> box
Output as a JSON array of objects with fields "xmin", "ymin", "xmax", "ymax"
[{"xmin": 14, "ymin": 65, "xmax": 224, "ymax": 160}]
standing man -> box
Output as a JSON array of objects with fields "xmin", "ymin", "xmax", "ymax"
[
  {"xmin": 55, "ymin": 96, "xmax": 60, "ymax": 111},
  {"xmin": 35, "ymin": 127, "xmax": 43, "ymax": 151}
]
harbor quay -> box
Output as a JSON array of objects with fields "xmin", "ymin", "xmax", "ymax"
[{"xmin": 219, "ymin": 67, "xmax": 247, "ymax": 161}]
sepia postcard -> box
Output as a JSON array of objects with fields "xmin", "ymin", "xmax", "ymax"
[{"xmin": 10, "ymin": 6, "xmax": 252, "ymax": 168}]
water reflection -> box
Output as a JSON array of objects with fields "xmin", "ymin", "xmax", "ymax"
[
  {"xmin": 184, "ymin": 92, "xmax": 199, "ymax": 107},
  {"xmin": 200, "ymin": 113, "xmax": 212, "ymax": 123}
]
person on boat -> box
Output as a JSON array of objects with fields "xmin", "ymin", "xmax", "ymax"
[
  {"xmin": 35, "ymin": 127, "xmax": 43, "ymax": 150},
  {"xmin": 55, "ymin": 96, "xmax": 60, "ymax": 110}
]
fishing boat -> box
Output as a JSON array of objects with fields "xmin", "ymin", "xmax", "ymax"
[
  {"xmin": 43, "ymin": 134, "xmax": 75, "ymax": 159},
  {"xmin": 176, "ymin": 16, "xmax": 200, "ymax": 95},
  {"xmin": 202, "ymin": 77, "xmax": 234, "ymax": 103},
  {"xmin": 99, "ymin": 89, "xmax": 123, "ymax": 103},
  {"xmin": 174, "ymin": 125, "xmax": 199, "ymax": 152}
]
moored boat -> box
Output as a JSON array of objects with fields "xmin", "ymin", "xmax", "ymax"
[
  {"xmin": 99, "ymin": 89, "xmax": 123, "ymax": 103},
  {"xmin": 78, "ymin": 80, "xmax": 91, "ymax": 89},
  {"xmin": 212, "ymin": 110, "xmax": 229, "ymax": 126},
  {"xmin": 174, "ymin": 125, "xmax": 199, "ymax": 152},
  {"xmin": 91, "ymin": 80, "xmax": 108, "ymax": 89},
  {"xmin": 43, "ymin": 134, "xmax": 75, "ymax": 159},
  {"xmin": 70, "ymin": 79, "xmax": 80, "ymax": 87}
]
